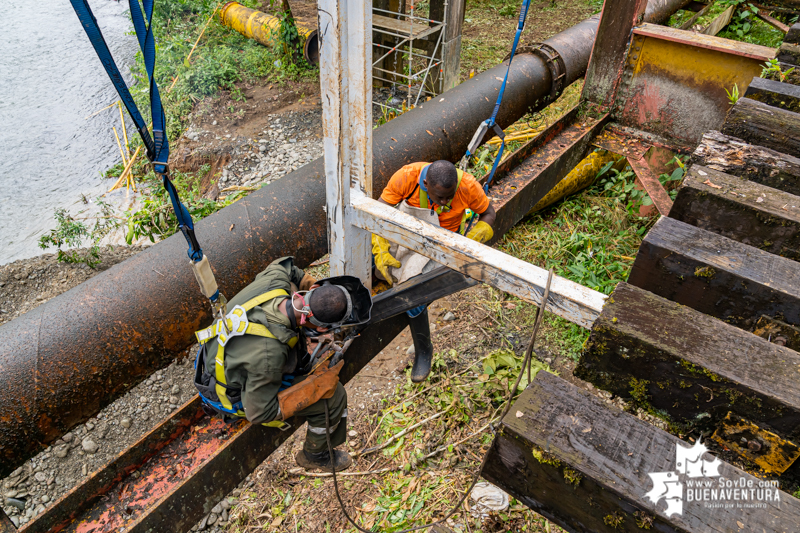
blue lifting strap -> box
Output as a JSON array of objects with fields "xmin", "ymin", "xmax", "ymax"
[
  {"xmin": 69, "ymin": 0, "xmax": 204, "ymax": 263},
  {"xmin": 462, "ymin": 0, "xmax": 533, "ymax": 194}
]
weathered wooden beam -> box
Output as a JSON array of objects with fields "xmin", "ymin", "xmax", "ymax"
[
  {"xmin": 721, "ymin": 97, "xmax": 800, "ymax": 156},
  {"xmin": 576, "ymin": 282, "xmax": 800, "ymax": 444},
  {"xmin": 628, "ymin": 215, "xmax": 800, "ymax": 329},
  {"xmin": 702, "ymin": 4, "xmax": 734, "ymax": 35},
  {"xmin": 669, "ymin": 165, "xmax": 800, "ymax": 261},
  {"xmin": 680, "ymin": 0, "xmax": 715, "ymax": 30},
  {"xmin": 349, "ymin": 194, "xmax": 606, "ymax": 328},
  {"xmin": 755, "ymin": 8, "xmax": 789, "ymax": 34},
  {"xmin": 483, "ymin": 371, "xmax": 800, "ymax": 533},
  {"xmin": 744, "ymin": 76, "xmax": 800, "ymax": 113},
  {"xmin": 787, "ymin": 23, "xmax": 800, "ymax": 45},
  {"xmin": 692, "ymin": 130, "xmax": 800, "ymax": 195},
  {"xmin": 778, "ymin": 42, "xmax": 800, "ymax": 66}
]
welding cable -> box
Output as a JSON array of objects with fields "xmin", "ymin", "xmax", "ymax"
[{"xmin": 324, "ymin": 269, "xmax": 555, "ymax": 532}]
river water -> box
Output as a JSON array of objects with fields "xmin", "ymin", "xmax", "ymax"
[{"xmin": 0, "ymin": 0, "xmax": 137, "ymax": 265}]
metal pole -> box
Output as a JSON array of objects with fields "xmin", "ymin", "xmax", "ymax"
[{"xmin": 318, "ymin": 0, "xmax": 373, "ymax": 281}]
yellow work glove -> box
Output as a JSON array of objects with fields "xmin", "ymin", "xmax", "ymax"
[
  {"xmin": 372, "ymin": 234, "xmax": 402, "ymax": 287},
  {"xmin": 466, "ymin": 220, "xmax": 494, "ymax": 244}
]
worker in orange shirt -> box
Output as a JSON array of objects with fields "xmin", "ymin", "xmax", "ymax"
[{"xmin": 372, "ymin": 160, "xmax": 496, "ymax": 382}]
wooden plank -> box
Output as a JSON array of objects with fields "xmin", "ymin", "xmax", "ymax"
[
  {"xmin": 483, "ymin": 371, "xmax": 800, "ymax": 533},
  {"xmin": 669, "ymin": 165, "xmax": 800, "ymax": 261},
  {"xmin": 786, "ymin": 23, "xmax": 800, "ymax": 45},
  {"xmin": 691, "ymin": 130, "xmax": 800, "ymax": 195},
  {"xmin": 703, "ymin": 4, "xmax": 735, "ymax": 36},
  {"xmin": 777, "ymin": 42, "xmax": 800, "ymax": 66},
  {"xmin": 576, "ymin": 282, "xmax": 800, "ymax": 444},
  {"xmin": 744, "ymin": 76, "xmax": 800, "ymax": 113},
  {"xmin": 755, "ymin": 9, "xmax": 790, "ymax": 34},
  {"xmin": 721, "ymin": 97, "xmax": 800, "ymax": 156},
  {"xmin": 350, "ymin": 195, "xmax": 606, "ymax": 328},
  {"xmin": 372, "ymin": 14, "xmax": 441, "ymax": 39},
  {"xmin": 628, "ymin": 155, "xmax": 674, "ymax": 215},
  {"xmin": 680, "ymin": 0, "xmax": 716, "ymax": 30},
  {"xmin": 582, "ymin": 0, "xmax": 648, "ymax": 108},
  {"xmin": 628, "ymin": 215, "xmax": 800, "ymax": 329}
]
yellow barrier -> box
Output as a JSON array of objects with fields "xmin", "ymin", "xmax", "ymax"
[
  {"xmin": 219, "ymin": 2, "xmax": 319, "ymax": 65},
  {"xmin": 528, "ymin": 150, "xmax": 619, "ymax": 214}
]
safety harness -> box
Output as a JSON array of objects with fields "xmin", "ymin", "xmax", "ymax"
[
  {"xmin": 409, "ymin": 165, "xmax": 477, "ymax": 235},
  {"xmin": 69, "ymin": 0, "xmax": 226, "ymax": 318},
  {"xmin": 194, "ymin": 289, "xmax": 298, "ymax": 429},
  {"xmin": 460, "ymin": 0, "xmax": 533, "ymax": 194}
]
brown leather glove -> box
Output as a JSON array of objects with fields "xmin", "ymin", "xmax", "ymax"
[
  {"xmin": 299, "ymin": 273, "xmax": 317, "ymax": 292},
  {"xmin": 277, "ymin": 359, "xmax": 344, "ymax": 420}
]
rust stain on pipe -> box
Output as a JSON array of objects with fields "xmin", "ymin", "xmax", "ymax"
[{"xmin": 0, "ymin": 0, "xmax": 689, "ymax": 477}]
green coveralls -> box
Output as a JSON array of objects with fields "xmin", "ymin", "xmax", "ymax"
[{"xmin": 203, "ymin": 256, "xmax": 348, "ymax": 453}]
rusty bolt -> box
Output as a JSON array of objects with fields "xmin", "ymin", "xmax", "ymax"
[{"xmin": 747, "ymin": 440, "xmax": 762, "ymax": 452}]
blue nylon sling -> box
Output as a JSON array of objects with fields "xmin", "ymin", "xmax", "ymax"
[
  {"xmin": 69, "ymin": 0, "xmax": 204, "ymax": 262},
  {"xmin": 462, "ymin": 0, "xmax": 533, "ymax": 193}
]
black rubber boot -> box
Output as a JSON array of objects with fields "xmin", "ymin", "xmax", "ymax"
[
  {"xmin": 409, "ymin": 308, "xmax": 434, "ymax": 383},
  {"xmin": 295, "ymin": 448, "xmax": 353, "ymax": 473}
]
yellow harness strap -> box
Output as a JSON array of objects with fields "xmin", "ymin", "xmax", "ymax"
[
  {"xmin": 419, "ymin": 169, "xmax": 464, "ymax": 214},
  {"xmin": 193, "ymin": 288, "xmax": 299, "ymax": 417}
]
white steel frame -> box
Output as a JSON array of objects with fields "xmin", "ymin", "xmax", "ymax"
[{"xmin": 318, "ymin": 0, "xmax": 606, "ymax": 327}]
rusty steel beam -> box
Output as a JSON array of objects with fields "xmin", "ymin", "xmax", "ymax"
[
  {"xmin": 0, "ymin": 0, "xmax": 690, "ymax": 477},
  {"xmin": 18, "ymin": 313, "xmax": 408, "ymax": 533}
]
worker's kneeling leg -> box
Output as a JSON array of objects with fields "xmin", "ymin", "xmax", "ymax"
[{"xmin": 299, "ymin": 382, "xmax": 348, "ymax": 453}]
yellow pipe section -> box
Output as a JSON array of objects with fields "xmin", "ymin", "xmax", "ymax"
[
  {"xmin": 528, "ymin": 150, "xmax": 619, "ymax": 214},
  {"xmin": 219, "ymin": 2, "xmax": 319, "ymax": 65}
]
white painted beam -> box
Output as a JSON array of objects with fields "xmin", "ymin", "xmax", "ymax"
[
  {"xmin": 318, "ymin": 0, "xmax": 373, "ymax": 283},
  {"xmin": 350, "ymin": 195, "xmax": 606, "ymax": 328}
]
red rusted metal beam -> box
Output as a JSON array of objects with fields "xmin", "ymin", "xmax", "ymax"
[
  {"xmin": 627, "ymin": 155, "xmax": 674, "ymax": 215},
  {"xmin": 582, "ymin": 0, "xmax": 652, "ymax": 109},
  {"xmin": 14, "ymin": 315, "xmax": 408, "ymax": 533},
  {"xmin": 593, "ymin": 125, "xmax": 678, "ymax": 215},
  {"xmin": 488, "ymin": 108, "xmax": 611, "ymax": 238}
]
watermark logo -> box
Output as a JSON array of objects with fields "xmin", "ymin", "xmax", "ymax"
[{"xmin": 645, "ymin": 439, "xmax": 780, "ymax": 517}]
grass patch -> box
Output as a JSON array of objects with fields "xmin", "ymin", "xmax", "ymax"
[
  {"xmin": 667, "ymin": 1, "xmax": 783, "ymax": 48},
  {"xmin": 497, "ymin": 166, "xmax": 655, "ymax": 295},
  {"xmin": 129, "ymin": 0, "xmax": 317, "ymax": 145}
]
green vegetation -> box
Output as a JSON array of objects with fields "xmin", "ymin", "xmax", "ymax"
[
  {"xmin": 762, "ymin": 58, "xmax": 796, "ymax": 83},
  {"xmin": 667, "ymin": 1, "xmax": 783, "ymax": 48},
  {"xmin": 38, "ymin": 205, "xmax": 116, "ymax": 268},
  {"xmin": 497, "ymin": 162, "xmax": 655, "ymax": 295},
  {"xmin": 129, "ymin": 0, "xmax": 315, "ymax": 142},
  {"xmin": 124, "ymin": 167, "xmax": 247, "ymax": 244}
]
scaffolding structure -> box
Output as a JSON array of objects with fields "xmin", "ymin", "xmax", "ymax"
[{"xmin": 371, "ymin": 1, "xmax": 448, "ymax": 112}]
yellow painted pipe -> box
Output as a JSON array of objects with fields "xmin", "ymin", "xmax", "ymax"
[
  {"xmin": 219, "ymin": 2, "xmax": 319, "ymax": 65},
  {"xmin": 528, "ymin": 150, "xmax": 619, "ymax": 214}
]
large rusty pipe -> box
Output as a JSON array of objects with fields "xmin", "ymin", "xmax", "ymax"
[{"xmin": 0, "ymin": 0, "xmax": 687, "ymax": 477}]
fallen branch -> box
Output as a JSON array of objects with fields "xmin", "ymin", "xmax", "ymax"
[
  {"xmin": 355, "ymin": 408, "xmax": 450, "ymax": 458},
  {"xmin": 287, "ymin": 466, "xmax": 398, "ymax": 478}
]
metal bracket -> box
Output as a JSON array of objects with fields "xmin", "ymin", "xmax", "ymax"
[{"xmin": 507, "ymin": 43, "xmax": 567, "ymax": 103}]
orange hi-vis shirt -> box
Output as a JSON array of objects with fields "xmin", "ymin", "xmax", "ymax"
[{"xmin": 379, "ymin": 162, "xmax": 490, "ymax": 233}]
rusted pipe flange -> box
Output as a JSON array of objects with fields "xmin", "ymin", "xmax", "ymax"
[{"xmin": 506, "ymin": 43, "xmax": 567, "ymax": 104}]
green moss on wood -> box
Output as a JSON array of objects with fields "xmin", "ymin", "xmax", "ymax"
[{"xmin": 563, "ymin": 466, "xmax": 582, "ymax": 488}]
